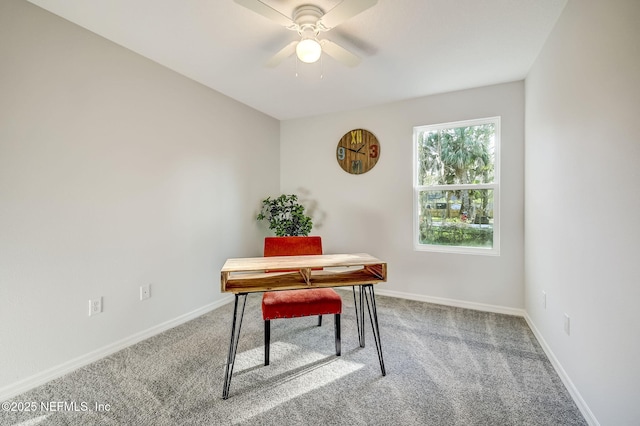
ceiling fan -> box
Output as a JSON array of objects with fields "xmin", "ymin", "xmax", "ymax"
[{"xmin": 234, "ymin": 0, "xmax": 378, "ymax": 68}]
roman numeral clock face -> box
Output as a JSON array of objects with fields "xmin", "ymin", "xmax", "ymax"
[{"xmin": 336, "ymin": 129, "xmax": 381, "ymax": 175}]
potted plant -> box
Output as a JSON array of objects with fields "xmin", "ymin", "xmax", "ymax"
[
  {"xmin": 257, "ymin": 193, "xmax": 322, "ymax": 267},
  {"xmin": 257, "ymin": 194, "xmax": 313, "ymax": 237}
]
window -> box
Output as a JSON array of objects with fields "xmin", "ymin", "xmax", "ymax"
[{"xmin": 413, "ymin": 117, "xmax": 500, "ymax": 255}]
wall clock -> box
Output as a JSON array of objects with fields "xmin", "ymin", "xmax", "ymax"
[{"xmin": 336, "ymin": 128, "xmax": 381, "ymax": 175}]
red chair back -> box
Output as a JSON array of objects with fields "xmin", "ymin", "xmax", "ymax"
[
  {"xmin": 263, "ymin": 236, "xmax": 322, "ymax": 272},
  {"xmin": 264, "ymin": 236, "xmax": 322, "ymax": 257}
]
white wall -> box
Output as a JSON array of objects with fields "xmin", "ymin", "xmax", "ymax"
[
  {"xmin": 0, "ymin": 0, "xmax": 279, "ymax": 395},
  {"xmin": 525, "ymin": 0, "xmax": 640, "ymax": 424},
  {"xmin": 281, "ymin": 82, "xmax": 524, "ymax": 311},
  {"xmin": 9, "ymin": 2, "xmax": 636, "ymax": 422}
]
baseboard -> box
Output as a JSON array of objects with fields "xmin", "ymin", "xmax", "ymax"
[
  {"xmin": 0, "ymin": 295, "xmax": 234, "ymax": 402},
  {"xmin": 1, "ymin": 291, "xmax": 598, "ymax": 426},
  {"xmin": 377, "ymin": 289, "xmax": 596, "ymax": 424},
  {"xmin": 375, "ymin": 288, "xmax": 526, "ymax": 317},
  {"xmin": 524, "ymin": 314, "xmax": 600, "ymax": 426}
]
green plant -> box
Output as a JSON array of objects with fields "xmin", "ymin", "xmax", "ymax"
[
  {"xmin": 257, "ymin": 194, "xmax": 313, "ymax": 237},
  {"xmin": 419, "ymin": 222, "xmax": 493, "ymax": 247}
]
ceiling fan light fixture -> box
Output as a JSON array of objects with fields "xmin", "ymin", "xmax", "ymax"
[{"xmin": 296, "ymin": 38, "xmax": 322, "ymax": 63}]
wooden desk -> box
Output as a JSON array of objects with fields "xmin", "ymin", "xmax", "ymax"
[{"xmin": 220, "ymin": 253, "xmax": 387, "ymax": 399}]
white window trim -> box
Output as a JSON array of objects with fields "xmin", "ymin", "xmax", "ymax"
[{"xmin": 412, "ymin": 116, "xmax": 501, "ymax": 256}]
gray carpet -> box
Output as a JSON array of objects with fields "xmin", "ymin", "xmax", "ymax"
[{"xmin": 1, "ymin": 290, "xmax": 586, "ymax": 425}]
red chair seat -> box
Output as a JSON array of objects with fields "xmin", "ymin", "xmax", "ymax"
[
  {"xmin": 262, "ymin": 288, "xmax": 342, "ymax": 320},
  {"xmin": 261, "ymin": 236, "xmax": 341, "ymax": 366}
]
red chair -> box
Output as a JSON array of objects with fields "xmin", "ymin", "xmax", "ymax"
[{"xmin": 261, "ymin": 236, "xmax": 342, "ymax": 365}]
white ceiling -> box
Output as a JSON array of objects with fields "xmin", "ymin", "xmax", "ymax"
[{"xmin": 27, "ymin": 0, "xmax": 567, "ymax": 120}]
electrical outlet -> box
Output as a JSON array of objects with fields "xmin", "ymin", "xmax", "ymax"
[
  {"xmin": 564, "ymin": 313, "xmax": 570, "ymax": 335},
  {"xmin": 140, "ymin": 284, "xmax": 151, "ymax": 301},
  {"xmin": 542, "ymin": 291, "xmax": 547, "ymax": 309},
  {"xmin": 89, "ymin": 297, "xmax": 102, "ymax": 316}
]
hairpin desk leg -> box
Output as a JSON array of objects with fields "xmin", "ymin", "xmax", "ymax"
[
  {"xmin": 353, "ymin": 286, "xmax": 366, "ymax": 348},
  {"xmin": 353, "ymin": 285, "xmax": 386, "ymax": 375},
  {"xmin": 222, "ymin": 293, "xmax": 248, "ymax": 400},
  {"xmin": 363, "ymin": 284, "xmax": 386, "ymax": 376}
]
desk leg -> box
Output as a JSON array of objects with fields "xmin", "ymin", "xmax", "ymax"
[
  {"xmin": 222, "ymin": 293, "xmax": 248, "ymax": 400},
  {"xmin": 353, "ymin": 286, "xmax": 365, "ymax": 348},
  {"xmin": 363, "ymin": 284, "xmax": 386, "ymax": 376},
  {"xmin": 353, "ymin": 285, "xmax": 386, "ymax": 376}
]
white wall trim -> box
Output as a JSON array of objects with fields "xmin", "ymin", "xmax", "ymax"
[
  {"xmin": 378, "ymin": 288, "xmax": 596, "ymax": 424},
  {"xmin": 523, "ymin": 314, "xmax": 599, "ymax": 426},
  {"xmin": 2, "ymin": 289, "xmax": 597, "ymax": 426},
  {"xmin": 0, "ymin": 295, "xmax": 234, "ymax": 402},
  {"xmin": 376, "ymin": 288, "xmax": 526, "ymax": 317}
]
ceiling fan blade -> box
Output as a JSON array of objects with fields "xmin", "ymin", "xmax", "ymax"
[
  {"xmin": 234, "ymin": 0, "xmax": 294, "ymax": 27},
  {"xmin": 320, "ymin": 39, "xmax": 361, "ymax": 67},
  {"xmin": 320, "ymin": 0, "xmax": 378, "ymax": 29},
  {"xmin": 265, "ymin": 41, "xmax": 298, "ymax": 68}
]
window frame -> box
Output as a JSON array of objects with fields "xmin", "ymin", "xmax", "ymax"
[{"xmin": 413, "ymin": 116, "xmax": 501, "ymax": 256}]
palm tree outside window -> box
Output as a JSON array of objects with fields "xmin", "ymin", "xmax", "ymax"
[{"xmin": 413, "ymin": 117, "xmax": 500, "ymax": 255}]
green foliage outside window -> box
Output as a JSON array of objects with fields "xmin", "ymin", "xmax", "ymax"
[{"xmin": 415, "ymin": 119, "xmax": 498, "ymax": 250}]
